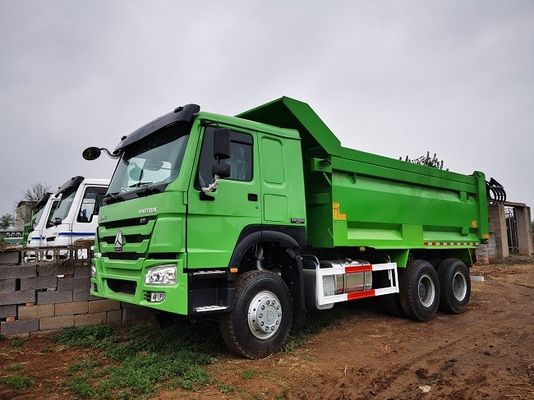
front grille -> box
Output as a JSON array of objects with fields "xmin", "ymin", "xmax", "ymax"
[
  {"xmin": 101, "ymin": 216, "xmax": 155, "ymax": 229},
  {"xmin": 102, "ymin": 252, "xmax": 141, "ymax": 260},
  {"xmin": 107, "ymin": 279, "xmax": 136, "ymax": 295},
  {"xmin": 101, "ymin": 234, "xmax": 150, "ymax": 245}
]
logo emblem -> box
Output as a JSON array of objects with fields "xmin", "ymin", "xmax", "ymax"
[
  {"xmin": 114, "ymin": 230, "xmax": 123, "ymax": 252},
  {"xmin": 139, "ymin": 207, "xmax": 157, "ymax": 215}
]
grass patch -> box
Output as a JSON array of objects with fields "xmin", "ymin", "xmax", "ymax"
[
  {"xmin": 0, "ymin": 375, "xmax": 33, "ymax": 391},
  {"xmin": 66, "ymin": 359, "xmax": 99, "ymax": 376},
  {"xmin": 10, "ymin": 337, "xmax": 27, "ymax": 348},
  {"xmin": 65, "ymin": 376, "xmax": 94, "ymax": 399},
  {"xmin": 6, "ymin": 363, "xmax": 24, "ymax": 372},
  {"xmin": 57, "ymin": 320, "xmax": 222, "ymax": 399},
  {"xmin": 241, "ymin": 369, "xmax": 255, "ymax": 380},
  {"xmin": 56, "ymin": 324, "xmax": 115, "ymax": 348},
  {"xmin": 218, "ymin": 383, "xmax": 236, "ymax": 394}
]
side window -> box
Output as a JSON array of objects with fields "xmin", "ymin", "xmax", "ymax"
[
  {"xmin": 195, "ymin": 127, "xmax": 253, "ymax": 189},
  {"xmin": 77, "ymin": 187, "xmax": 107, "ymax": 223}
]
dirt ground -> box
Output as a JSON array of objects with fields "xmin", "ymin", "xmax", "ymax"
[{"xmin": 1, "ymin": 262, "xmax": 533, "ymax": 400}]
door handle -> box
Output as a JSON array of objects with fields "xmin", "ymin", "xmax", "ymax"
[{"xmin": 248, "ymin": 193, "xmax": 258, "ymax": 202}]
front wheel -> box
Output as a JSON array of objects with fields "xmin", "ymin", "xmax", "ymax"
[{"xmin": 220, "ymin": 270, "xmax": 293, "ymax": 359}]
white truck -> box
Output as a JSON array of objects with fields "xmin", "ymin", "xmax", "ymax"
[
  {"xmin": 27, "ymin": 176, "xmax": 109, "ymax": 248},
  {"xmin": 26, "ymin": 192, "xmax": 57, "ymax": 247}
]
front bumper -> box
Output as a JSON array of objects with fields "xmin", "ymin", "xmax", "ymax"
[{"xmin": 91, "ymin": 256, "xmax": 188, "ymax": 315}]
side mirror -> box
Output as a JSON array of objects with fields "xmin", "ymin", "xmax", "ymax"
[
  {"xmin": 213, "ymin": 163, "xmax": 231, "ymax": 179},
  {"xmin": 82, "ymin": 147, "xmax": 102, "ymax": 160},
  {"xmin": 213, "ymin": 129, "xmax": 231, "ymax": 160}
]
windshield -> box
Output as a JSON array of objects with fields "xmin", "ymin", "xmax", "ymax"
[
  {"xmin": 47, "ymin": 190, "xmax": 76, "ymax": 227},
  {"xmin": 31, "ymin": 204, "xmax": 46, "ymax": 227},
  {"xmin": 43, "ymin": 200, "xmax": 59, "ymax": 228},
  {"xmin": 107, "ymin": 123, "xmax": 189, "ymax": 195}
]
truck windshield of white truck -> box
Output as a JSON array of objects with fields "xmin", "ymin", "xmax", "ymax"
[{"xmin": 47, "ymin": 188, "xmax": 76, "ymax": 227}]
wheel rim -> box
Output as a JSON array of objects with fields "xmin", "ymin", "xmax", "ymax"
[
  {"xmin": 417, "ymin": 273, "xmax": 436, "ymax": 308},
  {"xmin": 247, "ymin": 290, "xmax": 282, "ymax": 340},
  {"xmin": 452, "ymin": 271, "xmax": 467, "ymax": 301}
]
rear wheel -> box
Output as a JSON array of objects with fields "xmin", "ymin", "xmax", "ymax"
[
  {"xmin": 220, "ymin": 270, "xmax": 293, "ymax": 359},
  {"xmin": 399, "ymin": 259, "xmax": 440, "ymax": 321},
  {"xmin": 437, "ymin": 258, "xmax": 471, "ymax": 313}
]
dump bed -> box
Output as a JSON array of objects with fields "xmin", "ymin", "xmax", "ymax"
[{"xmin": 238, "ymin": 97, "xmax": 489, "ymax": 251}]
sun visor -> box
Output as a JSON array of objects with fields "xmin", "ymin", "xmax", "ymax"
[
  {"xmin": 114, "ymin": 104, "xmax": 200, "ymax": 155},
  {"xmin": 55, "ymin": 176, "xmax": 84, "ymax": 196},
  {"xmin": 35, "ymin": 192, "xmax": 52, "ymax": 209}
]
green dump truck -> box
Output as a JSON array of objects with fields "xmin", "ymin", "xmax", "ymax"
[{"xmin": 84, "ymin": 97, "xmax": 498, "ymax": 358}]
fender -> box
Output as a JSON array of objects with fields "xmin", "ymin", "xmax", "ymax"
[
  {"xmin": 228, "ymin": 226, "xmax": 304, "ymax": 268},
  {"xmin": 228, "ymin": 226, "xmax": 306, "ymax": 327}
]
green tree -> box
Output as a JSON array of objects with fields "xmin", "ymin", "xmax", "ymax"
[{"xmin": 0, "ymin": 213, "xmax": 14, "ymax": 230}]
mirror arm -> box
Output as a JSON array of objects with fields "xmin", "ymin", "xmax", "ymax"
[
  {"xmin": 100, "ymin": 148, "xmax": 119, "ymax": 159},
  {"xmin": 201, "ymin": 175, "xmax": 221, "ymax": 194}
]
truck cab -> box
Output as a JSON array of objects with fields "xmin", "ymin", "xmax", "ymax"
[
  {"xmin": 42, "ymin": 176, "xmax": 109, "ymax": 247},
  {"xmin": 27, "ymin": 192, "xmax": 57, "ymax": 248}
]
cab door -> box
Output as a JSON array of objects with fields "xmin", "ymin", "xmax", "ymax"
[
  {"xmin": 187, "ymin": 126, "xmax": 261, "ymax": 269},
  {"xmin": 72, "ymin": 185, "xmax": 107, "ymax": 241}
]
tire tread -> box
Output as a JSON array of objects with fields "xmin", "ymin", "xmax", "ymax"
[
  {"xmin": 437, "ymin": 258, "xmax": 470, "ymax": 314},
  {"xmin": 219, "ymin": 270, "xmax": 292, "ymax": 359},
  {"xmin": 399, "ymin": 259, "xmax": 440, "ymax": 321}
]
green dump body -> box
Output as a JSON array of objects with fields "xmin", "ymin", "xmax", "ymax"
[{"xmin": 238, "ymin": 97, "xmax": 489, "ymax": 253}]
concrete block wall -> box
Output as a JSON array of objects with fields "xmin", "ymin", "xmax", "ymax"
[
  {"xmin": 0, "ymin": 250, "xmax": 154, "ymax": 337},
  {"xmin": 475, "ymin": 235, "xmax": 496, "ymax": 264}
]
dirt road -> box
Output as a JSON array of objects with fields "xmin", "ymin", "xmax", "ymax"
[
  {"xmin": 1, "ymin": 263, "xmax": 533, "ymax": 399},
  {"xmin": 158, "ymin": 263, "xmax": 534, "ymax": 399}
]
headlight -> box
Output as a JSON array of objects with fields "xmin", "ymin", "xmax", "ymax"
[
  {"xmin": 145, "ymin": 265, "xmax": 176, "ymax": 285},
  {"xmin": 91, "ymin": 265, "xmax": 97, "ymax": 278}
]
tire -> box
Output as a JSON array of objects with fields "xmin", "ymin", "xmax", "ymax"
[
  {"xmin": 429, "ymin": 257, "xmax": 443, "ymax": 268},
  {"xmin": 399, "ymin": 259, "xmax": 440, "ymax": 321},
  {"xmin": 437, "ymin": 258, "xmax": 471, "ymax": 314},
  {"xmin": 381, "ymin": 294, "xmax": 405, "ymax": 317},
  {"xmin": 379, "ymin": 268, "xmax": 406, "ymax": 318},
  {"xmin": 220, "ymin": 270, "xmax": 293, "ymax": 359}
]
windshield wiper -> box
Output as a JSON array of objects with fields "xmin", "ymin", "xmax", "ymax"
[
  {"xmin": 102, "ymin": 192, "xmax": 120, "ymax": 204},
  {"xmin": 136, "ymin": 184, "xmax": 164, "ymax": 198},
  {"xmin": 128, "ymin": 181, "xmax": 153, "ymax": 188}
]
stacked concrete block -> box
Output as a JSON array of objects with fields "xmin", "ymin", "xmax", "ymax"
[
  {"xmin": 0, "ymin": 258, "xmax": 38, "ymax": 336},
  {"xmin": 489, "ymin": 204, "xmax": 509, "ymax": 259},
  {"xmin": 0, "ymin": 249, "xmax": 154, "ymax": 337},
  {"xmin": 475, "ymin": 235, "xmax": 496, "ymax": 264}
]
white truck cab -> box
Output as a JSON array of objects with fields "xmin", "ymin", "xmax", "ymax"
[
  {"xmin": 27, "ymin": 192, "xmax": 58, "ymax": 248},
  {"xmin": 41, "ymin": 176, "xmax": 109, "ymax": 247}
]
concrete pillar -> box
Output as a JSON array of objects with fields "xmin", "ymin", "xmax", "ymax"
[
  {"xmin": 515, "ymin": 206, "xmax": 533, "ymax": 256},
  {"xmin": 489, "ymin": 204, "xmax": 509, "ymax": 259}
]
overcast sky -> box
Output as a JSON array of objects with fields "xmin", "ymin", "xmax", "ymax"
[{"xmin": 1, "ymin": 1, "xmax": 533, "ymax": 219}]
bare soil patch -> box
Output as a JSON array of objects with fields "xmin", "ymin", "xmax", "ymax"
[{"xmin": 1, "ymin": 262, "xmax": 533, "ymax": 400}]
